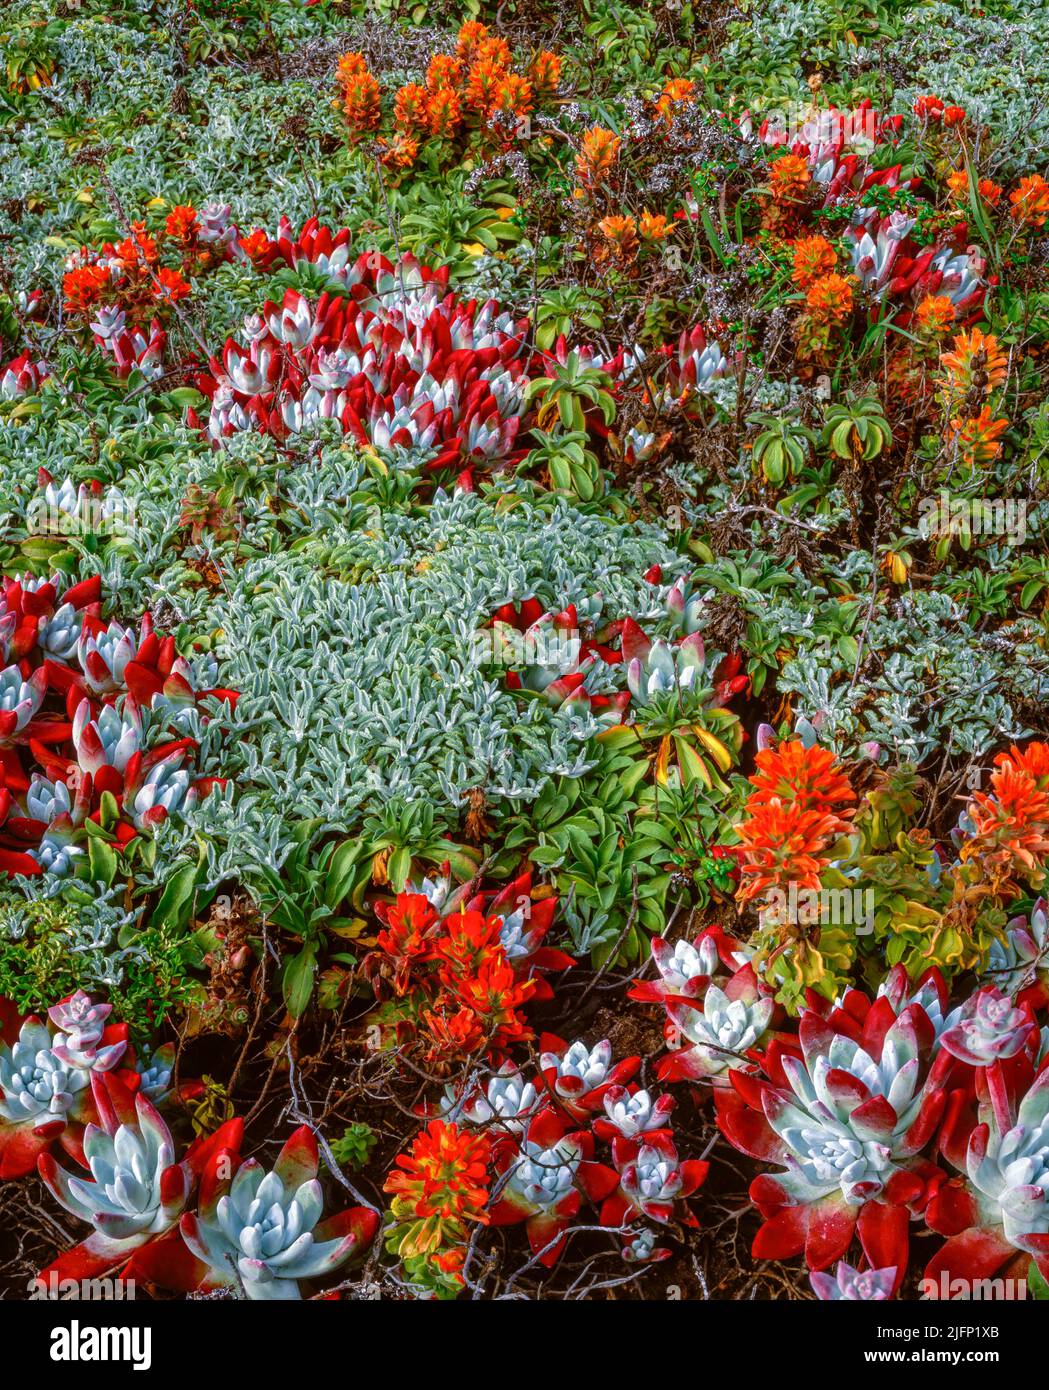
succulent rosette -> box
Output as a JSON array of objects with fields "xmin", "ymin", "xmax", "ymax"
[
  {"xmin": 440, "ymin": 1063, "xmax": 541, "ymax": 1134},
  {"xmin": 715, "ymin": 998, "xmax": 952, "ymax": 1286},
  {"xmin": 620, "ymin": 1225, "xmax": 671, "ymax": 1264},
  {"xmin": 0, "ymin": 991, "xmax": 133, "ymax": 1178},
  {"xmin": 628, "ymin": 924, "xmax": 747, "ymax": 1005},
  {"xmin": 620, "ymin": 617, "xmax": 748, "ymax": 712},
  {"xmin": 600, "ymin": 1133, "xmax": 708, "ymax": 1227},
  {"xmin": 489, "ymin": 600, "xmax": 629, "ymax": 726},
  {"xmin": 658, "ymin": 963, "xmax": 775, "ymax": 1084},
  {"xmin": 178, "ymin": 1127, "xmax": 379, "ymax": 1300},
  {"xmin": 810, "ymin": 1260, "xmax": 897, "ymax": 1300},
  {"xmin": 37, "ymin": 1071, "xmax": 243, "ymax": 1285},
  {"xmin": 539, "ymin": 1033, "xmax": 640, "ymax": 1122},
  {"xmin": 925, "ymin": 1062, "xmax": 1049, "ymax": 1293},
  {"xmin": 656, "ymin": 324, "xmax": 732, "ymax": 407},
  {"xmin": 0, "ymin": 571, "xmax": 232, "ymax": 877},
  {"xmin": 593, "ymin": 1086, "xmax": 675, "ymax": 1142},
  {"xmin": 489, "ymin": 1109, "xmax": 617, "ymax": 1267},
  {"xmin": 938, "ymin": 987, "xmax": 1038, "ymax": 1068}
]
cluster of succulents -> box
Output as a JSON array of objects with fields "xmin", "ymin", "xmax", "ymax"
[
  {"xmin": 384, "ymin": 1027, "xmax": 708, "ymax": 1294},
  {"xmin": 197, "ymin": 243, "xmax": 531, "ymax": 469},
  {"xmin": 0, "ymin": 570, "xmax": 232, "ymax": 879},
  {"xmin": 0, "ymin": 990, "xmax": 377, "ymax": 1300},
  {"xmin": 713, "ymin": 963, "xmax": 1049, "ymax": 1295}
]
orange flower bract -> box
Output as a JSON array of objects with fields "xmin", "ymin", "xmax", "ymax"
[
  {"xmin": 155, "ymin": 266, "xmax": 191, "ymax": 303},
  {"xmin": 63, "ymin": 263, "xmax": 111, "ymax": 313},
  {"xmin": 380, "ymin": 132, "xmax": 419, "ymax": 169},
  {"xmin": 654, "ymin": 77, "xmax": 695, "ymax": 126},
  {"xmin": 769, "ymin": 153, "xmax": 811, "ymax": 204},
  {"xmin": 940, "ymin": 326, "xmax": 1007, "ymax": 395},
  {"xmin": 747, "ymin": 740, "xmax": 857, "ymax": 818},
  {"xmin": 529, "ymin": 50, "xmax": 561, "ymax": 96},
  {"xmin": 384, "ymin": 1120, "xmax": 491, "ymax": 1226},
  {"xmin": 575, "ymin": 125, "xmax": 621, "ymax": 188},
  {"xmin": 426, "ymin": 53, "xmax": 463, "ymax": 92},
  {"xmin": 791, "ymin": 234, "xmax": 837, "ymax": 290},
  {"xmin": 950, "ymin": 405, "xmax": 1008, "ymax": 464},
  {"xmin": 1009, "ymin": 174, "xmax": 1049, "ymax": 228},
  {"xmin": 342, "ymin": 69, "xmax": 381, "ymax": 134},
  {"xmin": 964, "ymin": 742, "xmax": 1049, "ymax": 883},
  {"xmin": 639, "ymin": 209, "xmax": 673, "ymax": 241},
  {"xmin": 165, "ymin": 204, "xmax": 199, "ymax": 244},
  {"xmin": 427, "ymin": 86, "xmax": 463, "ymax": 139},
  {"xmin": 455, "ymin": 20, "xmax": 489, "ymax": 63},
  {"xmin": 116, "ymin": 222, "xmax": 157, "ymax": 270},
  {"xmin": 393, "ymin": 82, "xmax": 429, "ymax": 132},
  {"xmin": 735, "ymin": 740, "xmax": 856, "ymax": 904},
  {"xmin": 914, "ymin": 293, "xmax": 956, "ymax": 336},
  {"xmin": 336, "ymin": 51, "xmax": 369, "ymax": 86},
  {"xmin": 596, "ymin": 213, "xmax": 638, "ymax": 262},
  {"xmin": 465, "ymin": 59, "xmax": 505, "ymax": 114},
  {"xmin": 805, "ymin": 272, "xmax": 854, "ymax": 324},
  {"xmin": 476, "ymin": 35, "xmax": 512, "ymax": 71},
  {"xmin": 490, "ymin": 73, "xmax": 533, "ymax": 120}
]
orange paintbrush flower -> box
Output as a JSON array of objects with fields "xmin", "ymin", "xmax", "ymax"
[
  {"xmin": 964, "ymin": 742, "xmax": 1049, "ymax": 881},
  {"xmin": 476, "ymin": 35, "xmax": 512, "ymax": 70},
  {"xmin": 427, "ymin": 86, "xmax": 463, "ymax": 139},
  {"xmin": 384, "ymin": 1120, "xmax": 492, "ymax": 1227},
  {"xmin": 379, "ymin": 132, "xmax": 419, "ymax": 169},
  {"xmin": 155, "ymin": 266, "xmax": 191, "ymax": 303},
  {"xmin": 736, "ymin": 800, "xmax": 855, "ymax": 903},
  {"xmin": 940, "ymin": 325, "xmax": 1007, "ymax": 395},
  {"xmin": 529, "ymin": 50, "xmax": 561, "ymax": 96},
  {"xmin": 1009, "ymin": 173, "xmax": 1049, "ymax": 228},
  {"xmin": 455, "ymin": 20, "xmax": 490, "ymax": 63},
  {"xmin": 63, "ymin": 263, "xmax": 111, "ymax": 313},
  {"xmin": 950, "ymin": 405, "xmax": 1008, "ymax": 464},
  {"xmin": 639, "ymin": 209, "xmax": 673, "ymax": 241},
  {"xmin": 946, "ymin": 170, "xmax": 1003, "ymax": 208},
  {"xmin": 805, "ymin": 272, "xmax": 854, "ymax": 323},
  {"xmin": 596, "ymin": 213, "xmax": 639, "ymax": 262},
  {"xmin": 654, "ymin": 77, "xmax": 695, "ymax": 126},
  {"xmin": 490, "ymin": 73, "xmax": 533, "ymax": 120},
  {"xmin": 336, "ymin": 51, "xmax": 369, "ymax": 87},
  {"xmin": 735, "ymin": 740, "xmax": 855, "ymax": 904},
  {"xmin": 978, "ymin": 178, "xmax": 1003, "ymax": 207},
  {"xmin": 374, "ymin": 892, "xmax": 440, "ymax": 994},
  {"xmin": 426, "ymin": 53, "xmax": 463, "ymax": 92},
  {"xmin": 914, "ymin": 293, "xmax": 956, "ymax": 336},
  {"xmin": 791, "ymin": 234, "xmax": 837, "ymax": 290},
  {"xmin": 746, "ymin": 739, "xmax": 856, "ymax": 818},
  {"xmin": 116, "ymin": 222, "xmax": 157, "ymax": 270},
  {"xmin": 393, "ymin": 82, "xmax": 429, "ymax": 132},
  {"xmin": 575, "ymin": 125, "xmax": 621, "ymax": 188},
  {"xmin": 769, "ymin": 153, "xmax": 811, "ymax": 204},
  {"xmin": 164, "ymin": 204, "xmax": 200, "ymax": 244},
  {"xmin": 342, "ymin": 68, "xmax": 381, "ymax": 134},
  {"xmin": 465, "ymin": 58, "xmax": 505, "ymax": 114}
]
